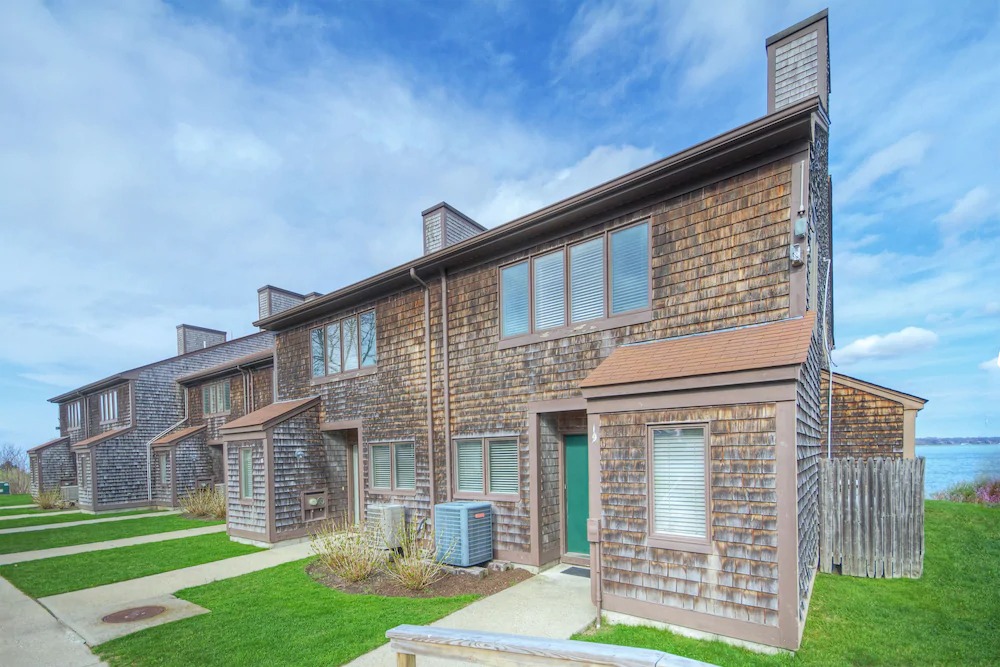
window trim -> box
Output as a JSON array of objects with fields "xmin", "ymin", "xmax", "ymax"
[
  {"xmin": 238, "ymin": 446, "xmax": 254, "ymax": 502},
  {"xmin": 202, "ymin": 379, "xmax": 231, "ymax": 417},
  {"xmin": 98, "ymin": 389, "xmax": 119, "ymax": 424},
  {"xmin": 66, "ymin": 400, "xmax": 82, "ymax": 431},
  {"xmin": 452, "ymin": 436, "xmax": 521, "ymax": 501},
  {"xmin": 367, "ymin": 440, "xmax": 417, "ymax": 496},
  {"xmin": 645, "ymin": 422, "xmax": 713, "ymax": 553},
  {"xmin": 497, "ymin": 219, "xmax": 653, "ymax": 348},
  {"xmin": 310, "ymin": 309, "xmax": 378, "ymax": 383}
]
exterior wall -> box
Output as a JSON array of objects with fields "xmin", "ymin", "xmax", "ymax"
[
  {"xmin": 92, "ymin": 436, "xmax": 149, "ymax": 507},
  {"xmin": 86, "ymin": 382, "xmax": 132, "ymax": 436},
  {"xmin": 820, "ymin": 378, "xmax": 905, "ymax": 458},
  {"xmin": 60, "ymin": 400, "xmax": 88, "ymax": 446},
  {"xmin": 251, "ymin": 365, "xmax": 274, "ymax": 412},
  {"xmin": 188, "ymin": 365, "xmax": 275, "ymax": 442},
  {"xmin": 795, "ymin": 332, "xmax": 823, "ymax": 624},
  {"xmin": 30, "ymin": 441, "xmax": 76, "ymax": 494},
  {"xmin": 150, "ymin": 448, "xmax": 173, "ymax": 505},
  {"xmin": 76, "ymin": 452, "xmax": 93, "ymax": 507},
  {"xmin": 596, "ymin": 404, "xmax": 780, "ymax": 627},
  {"xmin": 271, "ymin": 408, "xmax": 334, "ymax": 538},
  {"xmin": 226, "ymin": 437, "xmax": 267, "ymax": 535},
  {"xmin": 175, "ymin": 433, "xmax": 214, "ymax": 499}
]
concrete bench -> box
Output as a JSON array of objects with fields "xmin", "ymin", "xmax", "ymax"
[{"xmin": 386, "ymin": 624, "xmax": 716, "ymax": 666}]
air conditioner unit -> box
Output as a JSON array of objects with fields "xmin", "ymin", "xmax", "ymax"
[
  {"xmin": 367, "ymin": 503, "xmax": 405, "ymax": 549},
  {"xmin": 434, "ymin": 501, "xmax": 493, "ymax": 567},
  {"xmin": 60, "ymin": 485, "xmax": 79, "ymax": 504}
]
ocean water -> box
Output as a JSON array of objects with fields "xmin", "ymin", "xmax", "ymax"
[{"xmin": 917, "ymin": 443, "xmax": 1000, "ymax": 496}]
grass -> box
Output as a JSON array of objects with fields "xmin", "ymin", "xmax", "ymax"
[
  {"xmin": 0, "ymin": 515, "xmax": 222, "ymax": 554},
  {"xmin": 96, "ymin": 559, "xmax": 476, "ymax": 666},
  {"xmin": 0, "ymin": 532, "xmax": 261, "ymax": 598},
  {"xmin": 577, "ymin": 501, "xmax": 1000, "ymax": 666},
  {"xmin": 0, "ymin": 508, "xmax": 162, "ymax": 530},
  {"xmin": 0, "ymin": 506, "xmax": 52, "ymax": 517},
  {"xmin": 0, "ymin": 494, "xmax": 33, "ymax": 507}
]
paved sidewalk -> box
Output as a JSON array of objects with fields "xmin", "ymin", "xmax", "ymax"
[
  {"xmin": 0, "ymin": 524, "xmax": 227, "ymax": 565},
  {"xmin": 41, "ymin": 541, "xmax": 313, "ymax": 644},
  {"xmin": 346, "ymin": 564, "xmax": 597, "ymax": 666},
  {"xmin": 0, "ymin": 510, "xmax": 177, "ymax": 535},
  {"xmin": 0, "ymin": 509, "xmax": 80, "ymax": 521},
  {"xmin": 0, "ymin": 576, "xmax": 105, "ymax": 666}
]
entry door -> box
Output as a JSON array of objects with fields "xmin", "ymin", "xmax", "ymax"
[
  {"xmin": 350, "ymin": 445, "xmax": 361, "ymax": 525},
  {"xmin": 563, "ymin": 434, "xmax": 590, "ymax": 554}
]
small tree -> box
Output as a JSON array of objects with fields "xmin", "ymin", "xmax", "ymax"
[{"xmin": 0, "ymin": 443, "xmax": 31, "ymax": 494}]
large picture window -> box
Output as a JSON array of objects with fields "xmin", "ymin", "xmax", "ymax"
[
  {"xmin": 202, "ymin": 380, "xmax": 231, "ymax": 416},
  {"xmin": 648, "ymin": 425, "xmax": 710, "ymax": 549},
  {"xmin": 310, "ymin": 310, "xmax": 377, "ymax": 379},
  {"xmin": 499, "ymin": 221, "xmax": 650, "ymax": 340},
  {"xmin": 370, "ymin": 442, "xmax": 416, "ymax": 492},
  {"xmin": 454, "ymin": 437, "xmax": 519, "ymax": 497}
]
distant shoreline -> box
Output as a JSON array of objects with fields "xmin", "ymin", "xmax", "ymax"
[{"xmin": 917, "ymin": 437, "xmax": 1000, "ymax": 446}]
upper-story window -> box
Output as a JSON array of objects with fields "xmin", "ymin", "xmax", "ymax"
[
  {"xmin": 66, "ymin": 401, "xmax": 82, "ymax": 430},
  {"xmin": 203, "ymin": 380, "xmax": 231, "ymax": 416},
  {"xmin": 311, "ymin": 310, "xmax": 377, "ymax": 379},
  {"xmin": 99, "ymin": 390, "xmax": 119, "ymax": 423},
  {"xmin": 500, "ymin": 221, "xmax": 650, "ymax": 339}
]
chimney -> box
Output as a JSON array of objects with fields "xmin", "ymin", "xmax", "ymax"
[
  {"xmin": 257, "ymin": 285, "xmax": 311, "ymax": 320},
  {"xmin": 767, "ymin": 9, "xmax": 830, "ymax": 114},
  {"xmin": 176, "ymin": 324, "xmax": 227, "ymax": 355},
  {"xmin": 422, "ymin": 202, "xmax": 486, "ymax": 255}
]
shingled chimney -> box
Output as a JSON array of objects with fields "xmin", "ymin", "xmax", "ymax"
[
  {"xmin": 176, "ymin": 324, "xmax": 226, "ymax": 355},
  {"xmin": 422, "ymin": 202, "xmax": 486, "ymax": 255},
  {"xmin": 767, "ymin": 9, "xmax": 830, "ymax": 114}
]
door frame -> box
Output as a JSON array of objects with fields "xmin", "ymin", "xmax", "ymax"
[
  {"xmin": 559, "ymin": 431, "xmax": 590, "ymax": 566},
  {"xmin": 320, "ymin": 419, "xmax": 364, "ymax": 526},
  {"xmin": 347, "ymin": 441, "xmax": 362, "ymax": 525}
]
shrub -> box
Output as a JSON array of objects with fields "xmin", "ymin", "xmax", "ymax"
[
  {"xmin": 383, "ymin": 518, "xmax": 451, "ymax": 591},
  {"xmin": 933, "ymin": 476, "xmax": 1000, "ymax": 507},
  {"xmin": 180, "ymin": 487, "xmax": 226, "ymax": 519},
  {"xmin": 33, "ymin": 489, "xmax": 64, "ymax": 509},
  {"xmin": 311, "ymin": 518, "xmax": 386, "ymax": 582}
]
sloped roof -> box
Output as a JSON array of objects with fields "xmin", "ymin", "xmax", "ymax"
[
  {"xmin": 151, "ymin": 424, "xmax": 207, "ymax": 447},
  {"xmin": 220, "ymin": 397, "xmax": 319, "ymax": 434},
  {"xmin": 824, "ymin": 371, "xmax": 927, "ymax": 409},
  {"xmin": 71, "ymin": 427, "xmax": 131, "ymax": 450},
  {"xmin": 581, "ymin": 314, "xmax": 816, "ymax": 389},
  {"xmin": 27, "ymin": 436, "xmax": 70, "ymax": 454},
  {"xmin": 177, "ymin": 349, "xmax": 274, "ymax": 385}
]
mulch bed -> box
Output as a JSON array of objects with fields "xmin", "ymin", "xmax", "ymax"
[{"xmin": 306, "ymin": 561, "xmax": 532, "ymax": 598}]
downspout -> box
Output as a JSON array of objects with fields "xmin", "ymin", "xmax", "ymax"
[
  {"xmin": 409, "ymin": 268, "xmax": 437, "ymax": 514},
  {"xmin": 822, "ymin": 258, "xmax": 834, "ymax": 459},
  {"xmin": 440, "ymin": 269, "xmax": 452, "ymax": 502}
]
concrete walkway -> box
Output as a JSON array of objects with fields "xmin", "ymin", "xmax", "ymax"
[
  {"xmin": 0, "ymin": 576, "xmax": 105, "ymax": 666},
  {"xmin": 0, "ymin": 524, "xmax": 227, "ymax": 565},
  {"xmin": 41, "ymin": 541, "xmax": 313, "ymax": 644},
  {"xmin": 0, "ymin": 510, "xmax": 178, "ymax": 535},
  {"xmin": 0, "ymin": 503, "xmax": 37, "ymax": 510},
  {"xmin": 0, "ymin": 509, "xmax": 80, "ymax": 521},
  {"xmin": 346, "ymin": 564, "xmax": 597, "ymax": 666}
]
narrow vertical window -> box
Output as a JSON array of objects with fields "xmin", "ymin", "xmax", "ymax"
[
  {"xmin": 310, "ymin": 328, "xmax": 325, "ymax": 378},
  {"xmin": 500, "ymin": 261, "xmax": 529, "ymax": 337},
  {"xmin": 240, "ymin": 448, "xmax": 253, "ymax": 499},
  {"xmin": 533, "ymin": 250, "xmax": 566, "ymax": 330},
  {"xmin": 650, "ymin": 426, "xmax": 708, "ymax": 539},
  {"xmin": 360, "ymin": 310, "xmax": 377, "ymax": 367},
  {"xmin": 371, "ymin": 444, "xmax": 391, "ymax": 489},
  {"xmin": 342, "ymin": 315, "xmax": 359, "ymax": 372},
  {"xmin": 487, "ymin": 439, "xmax": 519, "ymax": 495},
  {"xmin": 570, "ymin": 237, "xmax": 605, "ymax": 322},
  {"xmin": 325, "ymin": 322, "xmax": 342, "ymax": 375},
  {"xmin": 394, "ymin": 443, "xmax": 415, "ymax": 490},
  {"xmin": 455, "ymin": 439, "xmax": 485, "ymax": 493},
  {"xmin": 610, "ymin": 222, "xmax": 650, "ymax": 315},
  {"xmin": 159, "ymin": 452, "xmax": 169, "ymax": 486}
]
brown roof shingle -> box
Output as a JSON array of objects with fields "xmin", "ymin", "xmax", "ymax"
[
  {"xmin": 220, "ymin": 397, "xmax": 319, "ymax": 433},
  {"xmin": 71, "ymin": 427, "xmax": 131, "ymax": 450},
  {"xmin": 152, "ymin": 424, "xmax": 207, "ymax": 447},
  {"xmin": 27, "ymin": 436, "xmax": 70, "ymax": 454},
  {"xmin": 177, "ymin": 349, "xmax": 274, "ymax": 385},
  {"xmin": 580, "ymin": 314, "xmax": 816, "ymax": 389}
]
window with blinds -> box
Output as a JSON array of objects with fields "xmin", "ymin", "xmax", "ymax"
[
  {"xmin": 610, "ymin": 222, "xmax": 650, "ymax": 315},
  {"xmin": 455, "ymin": 437, "xmax": 519, "ymax": 496},
  {"xmin": 66, "ymin": 401, "xmax": 82, "ymax": 430},
  {"xmin": 570, "ymin": 237, "xmax": 605, "ymax": 322},
  {"xmin": 240, "ymin": 448, "xmax": 253, "ymax": 499},
  {"xmin": 501, "ymin": 262, "xmax": 530, "ymax": 337},
  {"xmin": 394, "ymin": 443, "xmax": 415, "ymax": 490},
  {"xmin": 456, "ymin": 439, "xmax": 484, "ymax": 493},
  {"xmin": 203, "ymin": 380, "xmax": 230, "ymax": 415},
  {"xmin": 488, "ymin": 439, "xmax": 519, "ymax": 494},
  {"xmin": 533, "ymin": 250, "xmax": 565, "ymax": 330},
  {"xmin": 99, "ymin": 390, "xmax": 119, "ymax": 423},
  {"xmin": 650, "ymin": 426, "xmax": 708, "ymax": 540},
  {"xmin": 370, "ymin": 444, "xmax": 392, "ymax": 489}
]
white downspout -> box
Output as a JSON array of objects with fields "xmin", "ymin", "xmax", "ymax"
[{"xmin": 822, "ymin": 258, "xmax": 835, "ymax": 458}]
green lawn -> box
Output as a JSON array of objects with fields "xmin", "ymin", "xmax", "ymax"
[
  {"xmin": 0, "ymin": 508, "xmax": 163, "ymax": 530},
  {"xmin": 0, "ymin": 494, "xmax": 33, "ymax": 507},
  {"xmin": 0, "ymin": 532, "xmax": 261, "ymax": 598},
  {"xmin": 96, "ymin": 559, "xmax": 476, "ymax": 666},
  {"xmin": 0, "ymin": 515, "xmax": 222, "ymax": 554},
  {"xmin": 578, "ymin": 501, "xmax": 1000, "ymax": 666},
  {"xmin": 0, "ymin": 506, "xmax": 50, "ymax": 517}
]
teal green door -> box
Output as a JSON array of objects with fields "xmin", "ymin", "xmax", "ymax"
[{"xmin": 564, "ymin": 434, "xmax": 590, "ymax": 554}]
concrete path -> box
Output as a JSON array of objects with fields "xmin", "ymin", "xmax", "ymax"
[
  {"xmin": 0, "ymin": 524, "xmax": 227, "ymax": 565},
  {"xmin": 41, "ymin": 541, "xmax": 313, "ymax": 644},
  {"xmin": 346, "ymin": 564, "xmax": 597, "ymax": 666},
  {"xmin": 0, "ymin": 510, "xmax": 178, "ymax": 535},
  {"xmin": 0, "ymin": 576, "xmax": 106, "ymax": 666},
  {"xmin": 0, "ymin": 509, "xmax": 80, "ymax": 521},
  {"xmin": 0, "ymin": 503, "xmax": 37, "ymax": 510}
]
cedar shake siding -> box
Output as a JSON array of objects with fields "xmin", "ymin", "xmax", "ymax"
[
  {"xmin": 226, "ymin": 438, "xmax": 267, "ymax": 537},
  {"xmin": 28, "ymin": 438, "xmax": 75, "ymax": 495}
]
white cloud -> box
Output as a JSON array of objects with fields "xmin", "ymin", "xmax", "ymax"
[
  {"xmin": 833, "ymin": 327, "xmax": 939, "ymax": 365},
  {"xmin": 837, "ymin": 132, "xmax": 932, "ymax": 204},
  {"xmin": 979, "ymin": 355, "xmax": 1000, "ymax": 373},
  {"xmin": 936, "ymin": 186, "xmax": 992, "ymax": 227}
]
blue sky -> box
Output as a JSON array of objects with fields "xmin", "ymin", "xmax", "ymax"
[{"xmin": 1, "ymin": 0, "xmax": 998, "ymax": 449}]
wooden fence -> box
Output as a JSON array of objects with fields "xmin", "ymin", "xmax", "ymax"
[{"xmin": 819, "ymin": 457, "xmax": 925, "ymax": 578}]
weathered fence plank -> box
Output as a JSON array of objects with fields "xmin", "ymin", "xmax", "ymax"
[{"xmin": 819, "ymin": 457, "xmax": 924, "ymax": 579}]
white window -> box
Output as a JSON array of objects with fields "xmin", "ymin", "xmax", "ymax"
[
  {"xmin": 99, "ymin": 390, "xmax": 118, "ymax": 423},
  {"xmin": 239, "ymin": 447, "xmax": 253, "ymax": 499},
  {"xmin": 649, "ymin": 425, "xmax": 709, "ymax": 544},
  {"xmin": 66, "ymin": 401, "xmax": 82, "ymax": 430},
  {"xmin": 202, "ymin": 380, "xmax": 231, "ymax": 415},
  {"xmin": 310, "ymin": 310, "xmax": 377, "ymax": 378},
  {"xmin": 370, "ymin": 442, "xmax": 416, "ymax": 492},
  {"xmin": 454, "ymin": 437, "xmax": 519, "ymax": 496}
]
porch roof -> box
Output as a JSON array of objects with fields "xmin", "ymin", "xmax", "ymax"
[
  {"xmin": 71, "ymin": 427, "xmax": 131, "ymax": 450},
  {"xmin": 580, "ymin": 313, "xmax": 816, "ymax": 389},
  {"xmin": 219, "ymin": 397, "xmax": 320, "ymax": 434},
  {"xmin": 151, "ymin": 424, "xmax": 206, "ymax": 447},
  {"xmin": 27, "ymin": 436, "xmax": 70, "ymax": 454}
]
